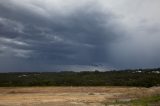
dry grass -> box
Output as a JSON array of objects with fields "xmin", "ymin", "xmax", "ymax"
[{"xmin": 0, "ymin": 87, "xmax": 159, "ymax": 106}]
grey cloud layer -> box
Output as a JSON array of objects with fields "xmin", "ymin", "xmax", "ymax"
[{"xmin": 0, "ymin": 0, "xmax": 160, "ymax": 71}]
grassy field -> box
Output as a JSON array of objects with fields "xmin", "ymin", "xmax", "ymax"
[
  {"xmin": 0, "ymin": 87, "xmax": 160, "ymax": 106},
  {"xmin": 0, "ymin": 69, "xmax": 160, "ymax": 105}
]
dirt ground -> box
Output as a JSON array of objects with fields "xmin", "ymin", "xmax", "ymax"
[{"xmin": 0, "ymin": 87, "xmax": 160, "ymax": 106}]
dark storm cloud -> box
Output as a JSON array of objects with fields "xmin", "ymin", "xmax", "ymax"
[
  {"xmin": 0, "ymin": 0, "xmax": 160, "ymax": 71},
  {"xmin": 0, "ymin": 0, "xmax": 123, "ymax": 71},
  {"xmin": 26, "ymin": 8, "xmax": 119, "ymax": 65}
]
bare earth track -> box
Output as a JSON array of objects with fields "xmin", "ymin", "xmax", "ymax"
[{"xmin": 0, "ymin": 87, "xmax": 160, "ymax": 106}]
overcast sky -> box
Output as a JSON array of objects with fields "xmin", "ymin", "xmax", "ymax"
[{"xmin": 0, "ymin": 0, "xmax": 160, "ymax": 71}]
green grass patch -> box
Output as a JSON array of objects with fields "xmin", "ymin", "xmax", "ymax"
[
  {"xmin": 104, "ymin": 94, "xmax": 160, "ymax": 106},
  {"xmin": 130, "ymin": 94, "xmax": 160, "ymax": 106}
]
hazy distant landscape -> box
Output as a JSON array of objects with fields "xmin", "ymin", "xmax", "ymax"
[{"xmin": 0, "ymin": 68, "xmax": 160, "ymax": 87}]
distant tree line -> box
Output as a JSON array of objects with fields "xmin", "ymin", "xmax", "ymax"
[{"xmin": 0, "ymin": 68, "xmax": 160, "ymax": 87}]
